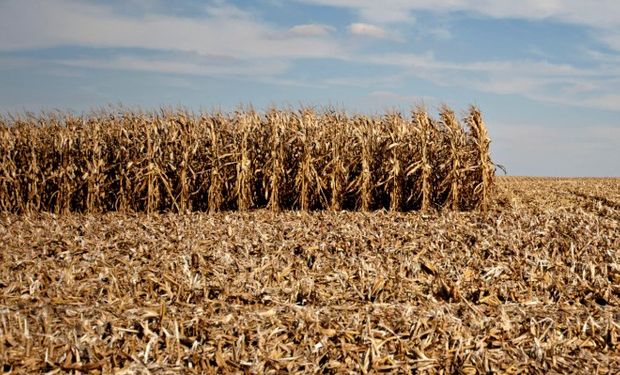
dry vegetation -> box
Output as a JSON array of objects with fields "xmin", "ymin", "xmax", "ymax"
[
  {"xmin": 0, "ymin": 177, "xmax": 619, "ymax": 374},
  {"xmin": 0, "ymin": 105, "xmax": 494, "ymax": 214}
]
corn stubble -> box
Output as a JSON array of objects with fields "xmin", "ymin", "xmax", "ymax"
[
  {"xmin": 0, "ymin": 178, "xmax": 618, "ymax": 373},
  {"xmin": 0, "ymin": 105, "xmax": 495, "ymax": 214}
]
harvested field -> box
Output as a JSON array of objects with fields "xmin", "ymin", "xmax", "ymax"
[{"xmin": 0, "ymin": 177, "xmax": 618, "ymax": 374}]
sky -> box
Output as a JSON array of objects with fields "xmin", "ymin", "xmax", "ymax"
[{"xmin": 0, "ymin": 0, "xmax": 619, "ymax": 176}]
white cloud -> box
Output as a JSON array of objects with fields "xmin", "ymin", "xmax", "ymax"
[
  {"xmin": 56, "ymin": 54, "xmax": 289, "ymax": 77},
  {"xmin": 0, "ymin": 0, "xmax": 343, "ymax": 60},
  {"xmin": 298, "ymin": 0, "xmax": 620, "ymax": 51},
  {"xmin": 361, "ymin": 52, "xmax": 620, "ymax": 111},
  {"xmin": 1, "ymin": 0, "xmax": 619, "ymax": 113},
  {"xmin": 348, "ymin": 23, "xmax": 389, "ymax": 39},
  {"xmin": 298, "ymin": 1, "xmax": 620, "ymax": 27},
  {"xmin": 289, "ymin": 23, "xmax": 335, "ymax": 36},
  {"xmin": 596, "ymin": 32, "xmax": 620, "ymax": 52},
  {"xmin": 580, "ymin": 94, "xmax": 620, "ymax": 111},
  {"xmin": 300, "ymin": 0, "xmax": 417, "ymax": 23},
  {"xmin": 322, "ymin": 74, "xmax": 405, "ymax": 88}
]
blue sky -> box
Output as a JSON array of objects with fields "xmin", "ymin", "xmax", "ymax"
[{"xmin": 0, "ymin": 0, "xmax": 619, "ymax": 176}]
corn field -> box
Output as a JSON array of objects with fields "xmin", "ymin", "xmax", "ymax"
[{"xmin": 0, "ymin": 105, "xmax": 494, "ymax": 214}]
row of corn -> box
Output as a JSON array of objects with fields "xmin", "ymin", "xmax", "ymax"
[{"xmin": 0, "ymin": 105, "xmax": 495, "ymax": 213}]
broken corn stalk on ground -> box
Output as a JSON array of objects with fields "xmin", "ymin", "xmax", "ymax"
[{"xmin": 0, "ymin": 177, "xmax": 618, "ymax": 373}]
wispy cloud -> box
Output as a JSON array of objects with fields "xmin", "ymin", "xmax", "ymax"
[
  {"xmin": 1, "ymin": 0, "xmax": 619, "ymax": 114},
  {"xmin": 0, "ymin": 0, "xmax": 344, "ymax": 60},
  {"xmin": 297, "ymin": 0, "xmax": 620, "ymax": 28},
  {"xmin": 362, "ymin": 52, "xmax": 620, "ymax": 111},
  {"xmin": 289, "ymin": 23, "xmax": 335, "ymax": 36},
  {"xmin": 347, "ymin": 23, "xmax": 389, "ymax": 39},
  {"xmin": 56, "ymin": 54, "xmax": 290, "ymax": 77},
  {"xmin": 298, "ymin": 0, "xmax": 620, "ymax": 51},
  {"xmin": 298, "ymin": 0, "xmax": 417, "ymax": 23}
]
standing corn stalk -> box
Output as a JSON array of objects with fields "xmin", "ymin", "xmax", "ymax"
[
  {"xmin": 353, "ymin": 117, "xmax": 374, "ymax": 211},
  {"xmin": 295, "ymin": 108, "xmax": 323, "ymax": 210},
  {"xmin": 0, "ymin": 121, "xmax": 15, "ymax": 211},
  {"xmin": 266, "ymin": 110, "xmax": 285, "ymax": 212},
  {"xmin": 176, "ymin": 114, "xmax": 192, "ymax": 212},
  {"xmin": 235, "ymin": 110, "xmax": 255, "ymax": 211},
  {"xmin": 439, "ymin": 105, "xmax": 466, "ymax": 211},
  {"xmin": 325, "ymin": 110, "xmax": 347, "ymax": 211},
  {"xmin": 152, "ymin": 113, "xmax": 178, "ymax": 213},
  {"xmin": 413, "ymin": 107, "xmax": 433, "ymax": 212},
  {"xmin": 466, "ymin": 106, "xmax": 493, "ymax": 211},
  {"xmin": 85, "ymin": 119, "xmax": 104, "ymax": 212},
  {"xmin": 144, "ymin": 117, "xmax": 160, "ymax": 214},
  {"xmin": 54, "ymin": 123, "xmax": 75, "ymax": 215},
  {"xmin": 207, "ymin": 114, "xmax": 224, "ymax": 213},
  {"xmin": 385, "ymin": 112, "xmax": 406, "ymax": 211},
  {"xmin": 114, "ymin": 117, "xmax": 128, "ymax": 211},
  {"xmin": 27, "ymin": 126, "xmax": 42, "ymax": 213}
]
